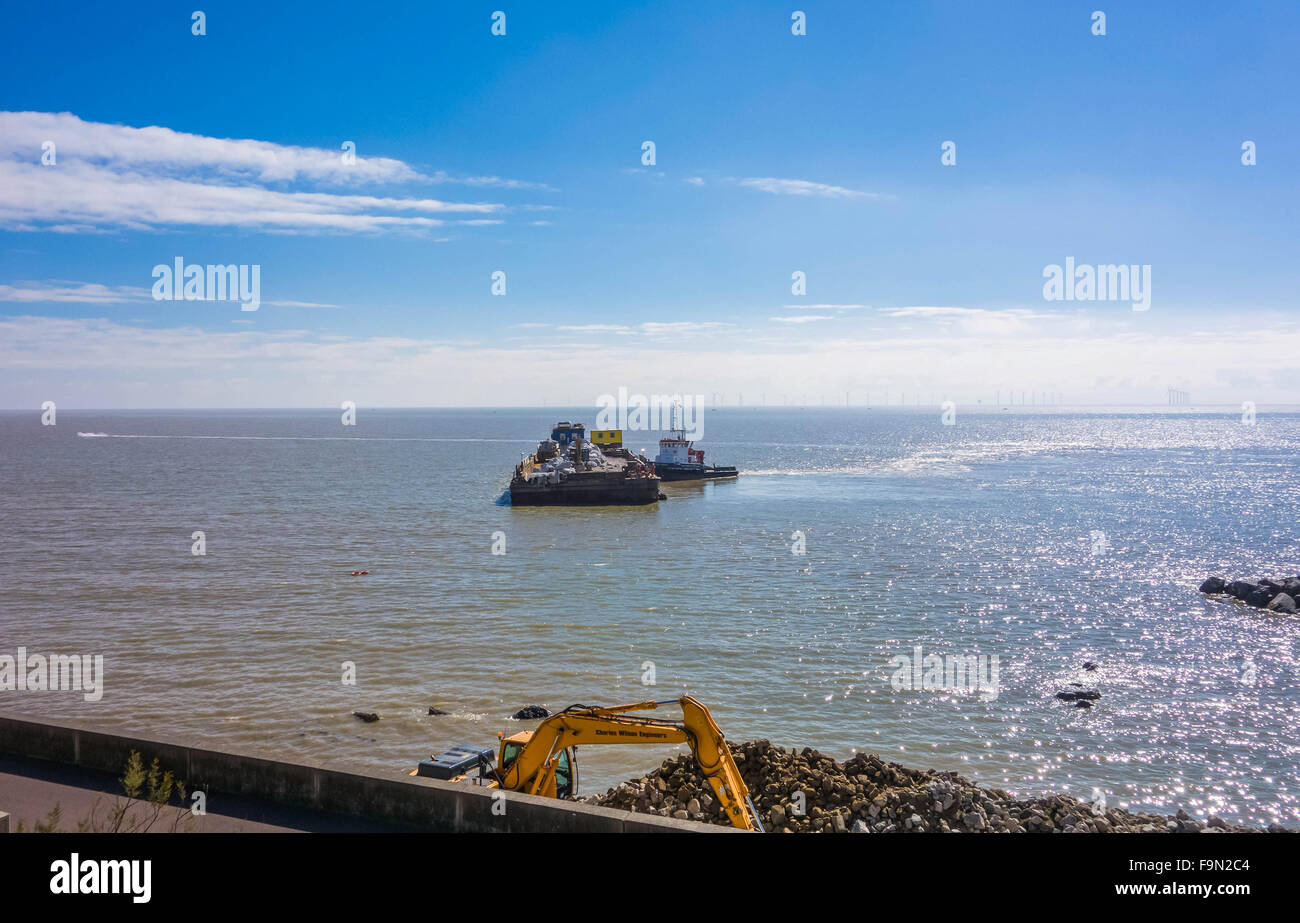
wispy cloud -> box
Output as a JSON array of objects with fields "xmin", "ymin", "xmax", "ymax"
[
  {"xmin": 262, "ymin": 299, "xmax": 339, "ymax": 309},
  {"xmin": 0, "ymin": 111, "xmax": 422, "ymax": 184},
  {"xmin": 877, "ymin": 305, "xmax": 1061, "ymax": 336},
  {"xmin": 1, "ymin": 279, "xmax": 338, "ymax": 309},
  {"xmin": 0, "ymin": 112, "xmax": 532, "ymax": 234},
  {"xmin": 780, "ymin": 309, "xmax": 873, "ymax": 315},
  {"xmin": 520, "ymin": 321, "xmax": 732, "ymax": 337},
  {"xmin": 557, "ymin": 323, "xmax": 631, "ymax": 332},
  {"xmin": 428, "ymin": 171, "xmax": 555, "ymax": 192},
  {"xmin": 736, "ymin": 177, "xmax": 888, "ymax": 200},
  {"xmin": 0, "ymin": 280, "xmax": 148, "ymax": 303},
  {"xmin": 639, "ymin": 321, "xmax": 731, "ymax": 336},
  {"xmin": 771, "ymin": 314, "xmax": 834, "ymax": 323}
]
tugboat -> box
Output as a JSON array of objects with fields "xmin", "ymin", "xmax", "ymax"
[
  {"xmin": 510, "ymin": 423, "xmax": 663, "ymax": 505},
  {"xmin": 653, "ymin": 426, "xmax": 738, "ymax": 482}
]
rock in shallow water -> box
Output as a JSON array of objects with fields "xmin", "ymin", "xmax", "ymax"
[
  {"xmin": 1266, "ymin": 593, "xmax": 1297, "ymax": 614},
  {"xmin": 1056, "ymin": 689, "xmax": 1101, "ymax": 701},
  {"xmin": 1199, "ymin": 576, "xmax": 1226, "ymax": 594},
  {"xmin": 1226, "ymin": 580, "xmax": 1258, "ymax": 600},
  {"xmin": 1246, "ymin": 586, "xmax": 1276, "ymax": 608},
  {"xmin": 512, "ymin": 705, "xmax": 550, "ymax": 719}
]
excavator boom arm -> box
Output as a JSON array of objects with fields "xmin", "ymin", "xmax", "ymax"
[{"xmin": 499, "ymin": 696, "xmax": 760, "ymax": 831}]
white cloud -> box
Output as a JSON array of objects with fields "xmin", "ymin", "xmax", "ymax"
[
  {"xmin": 0, "ymin": 160, "xmax": 499, "ymax": 233},
  {"xmin": 877, "ymin": 305, "xmax": 1060, "ymax": 336},
  {"xmin": 638, "ymin": 321, "xmax": 732, "ymax": 336},
  {"xmin": 0, "ymin": 111, "xmax": 528, "ymax": 234},
  {"xmin": 736, "ymin": 177, "xmax": 888, "ymax": 200},
  {"xmin": 0, "ymin": 280, "xmax": 148, "ymax": 303},
  {"xmin": 780, "ymin": 309, "xmax": 873, "ymax": 315},
  {"xmin": 1, "ymin": 278, "xmax": 340, "ymax": 310},
  {"xmin": 426, "ymin": 170, "xmax": 555, "ymax": 191},
  {"xmin": 771, "ymin": 314, "xmax": 834, "ymax": 323},
  {"xmin": 0, "ymin": 112, "xmax": 553, "ymax": 189},
  {"xmin": 3, "ymin": 313, "xmax": 1296, "ymax": 407},
  {"xmin": 530, "ymin": 321, "xmax": 732, "ymax": 337}
]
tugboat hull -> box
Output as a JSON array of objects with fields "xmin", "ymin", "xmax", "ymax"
[{"xmin": 654, "ymin": 463, "xmax": 739, "ymax": 482}]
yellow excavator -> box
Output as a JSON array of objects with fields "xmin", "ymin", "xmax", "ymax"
[{"xmin": 413, "ymin": 696, "xmax": 763, "ymax": 831}]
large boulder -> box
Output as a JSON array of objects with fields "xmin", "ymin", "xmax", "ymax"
[
  {"xmin": 1226, "ymin": 580, "xmax": 1258, "ymax": 601},
  {"xmin": 1266, "ymin": 593, "xmax": 1298, "ymax": 614},
  {"xmin": 1246, "ymin": 586, "xmax": 1275, "ymax": 608},
  {"xmin": 1199, "ymin": 576, "xmax": 1227, "ymax": 594}
]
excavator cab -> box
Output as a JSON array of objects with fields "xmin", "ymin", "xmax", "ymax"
[{"xmin": 498, "ymin": 730, "xmax": 575, "ymax": 799}]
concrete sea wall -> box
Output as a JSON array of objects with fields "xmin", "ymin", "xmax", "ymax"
[{"xmin": 0, "ymin": 713, "xmax": 730, "ymax": 833}]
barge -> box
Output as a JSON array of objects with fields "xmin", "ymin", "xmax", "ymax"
[{"xmin": 510, "ymin": 423, "xmax": 663, "ymax": 505}]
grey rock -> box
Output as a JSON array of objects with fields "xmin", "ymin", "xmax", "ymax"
[{"xmin": 1266, "ymin": 593, "xmax": 1297, "ymax": 614}]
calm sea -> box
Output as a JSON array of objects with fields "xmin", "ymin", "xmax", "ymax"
[{"xmin": 2, "ymin": 407, "xmax": 1297, "ymax": 825}]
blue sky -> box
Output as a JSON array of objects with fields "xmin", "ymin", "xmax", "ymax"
[{"xmin": 1, "ymin": 0, "xmax": 1298, "ymax": 407}]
